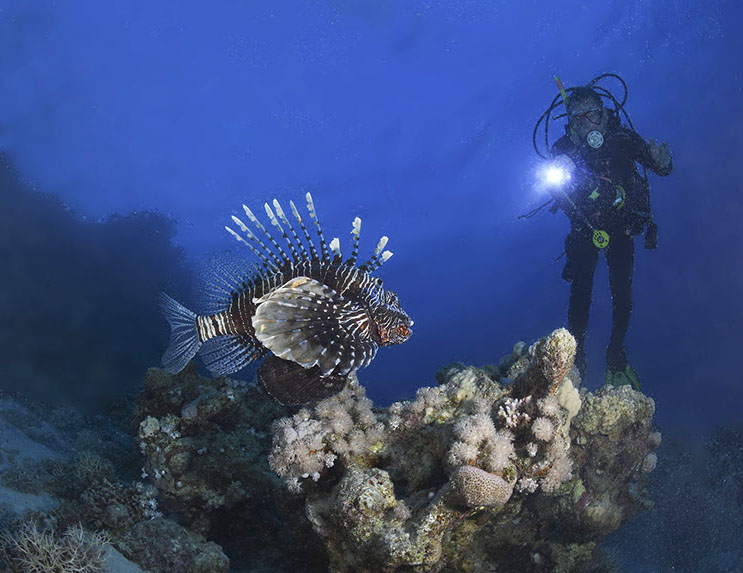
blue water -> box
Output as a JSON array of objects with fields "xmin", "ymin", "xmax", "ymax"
[{"xmin": 1, "ymin": 1, "xmax": 741, "ymax": 570}]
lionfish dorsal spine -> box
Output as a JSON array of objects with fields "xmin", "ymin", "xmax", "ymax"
[
  {"xmin": 329, "ymin": 237, "xmax": 341, "ymax": 259},
  {"xmin": 369, "ymin": 249, "xmax": 393, "ymax": 272},
  {"xmin": 273, "ymin": 199, "xmax": 308, "ymax": 260},
  {"xmin": 305, "ymin": 192, "xmax": 331, "ymax": 263},
  {"xmin": 242, "ymin": 205, "xmax": 292, "ymax": 266},
  {"xmin": 332, "ymin": 264, "xmax": 356, "ymax": 295},
  {"xmin": 264, "ymin": 202, "xmax": 300, "ymax": 265},
  {"xmin": 347, "ymin": 217, "xmax": 362, "ymax": 266},
  {"xmin": 224, "ymin": 225, "xmax": 280, "ymax": 272},
  {"xmin": 228, "ymin": 214, "xmax": 283, "ymax": 268},
  {"xmin": 289, "ymin": 199, "xmax": 320, "ymax": 261},
  {"xmin": 209, "ymin": 261, "xmax": 251, "ymax": 297},
  {"xmin": 360, "ymin": 235, "xmax": 392, "ymax": 272}
]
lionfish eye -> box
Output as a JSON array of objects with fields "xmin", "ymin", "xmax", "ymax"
[{"xmin": 397, "ymin": 325, "xmax": 409, "ymax": 336}]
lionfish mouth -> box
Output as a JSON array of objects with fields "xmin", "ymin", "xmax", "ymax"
[{"xmin": 397, "ymin": 325, "xmax": 412, "ymax": 338}]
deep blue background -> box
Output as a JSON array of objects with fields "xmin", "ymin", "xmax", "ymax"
[{"xmin": 1, "ymin": 0, "xmax": 741, "ymax": 431}]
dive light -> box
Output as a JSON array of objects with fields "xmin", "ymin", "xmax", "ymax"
[{"xmin": 541, "ymin": 154, "xmax": 575, "ymax": 188}]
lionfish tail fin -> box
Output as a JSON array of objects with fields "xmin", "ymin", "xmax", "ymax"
[{"xmin": 160, "ymin": 292, "xmax": 202, "ymax": 374}]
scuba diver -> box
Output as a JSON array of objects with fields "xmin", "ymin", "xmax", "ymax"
[{"xmin": 530, "ymin": 74, "xmax": 672, "ymax": 389}]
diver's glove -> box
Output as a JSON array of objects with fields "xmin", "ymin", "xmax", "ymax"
[{"xmin": 648, "ymin": 138, "xmax": 672, "ymax": 172}]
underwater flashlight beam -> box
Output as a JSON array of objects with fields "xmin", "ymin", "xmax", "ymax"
[
  {"xmin": 544, "ymin": 165, "xmax": 570, "ymax": 185},
  {"xmin": 540, "ymin": 154, "xmax": 576, "ymax": 188}
]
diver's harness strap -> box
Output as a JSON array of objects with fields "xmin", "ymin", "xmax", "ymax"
[
  {"xmin": 527, "ymin": 73, "xmax": 658, "ymax": 251},
  {"xmin": 524, "ymin": 176, "xmax": 658, "ymax": 251}
]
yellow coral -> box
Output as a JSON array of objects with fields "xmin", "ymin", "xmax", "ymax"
[{"xmin": 557, "ymin": 377, "xmax": 581, "ymax": 437}]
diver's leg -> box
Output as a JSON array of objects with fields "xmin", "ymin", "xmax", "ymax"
[
  {"xmin": 606, "ymin": 233, "xmax": 637, "ymax": 383},
  {"xmin": 564, "ymin": 230, "xmax": 598, "ymax": 375}
]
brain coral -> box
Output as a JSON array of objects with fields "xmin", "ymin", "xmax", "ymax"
[{"xmin": 450, "ymin": 465, "xmax": 514, "ymax": 507}]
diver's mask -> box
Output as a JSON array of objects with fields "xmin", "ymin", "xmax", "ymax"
[{"xmin": 569, "ymin": 107, "xmax": 605, "ymax": 148}]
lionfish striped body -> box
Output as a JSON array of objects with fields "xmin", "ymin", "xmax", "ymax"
[{"xmin": 160, "ymin": 193, "xmax": 413, "ymax": 405}]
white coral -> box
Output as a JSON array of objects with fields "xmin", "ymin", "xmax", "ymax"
[
  {"xmin": 537, "ymin": 395, "xmax": 561, "ymax": 418},
  {"xmin": 483, "ymin": 431, "xmax": 515, "ymax": 473},
  {"xmin": 498, "ymin": 396, "xmax": 532, "ymax": 429},
  {"xmin": 531, "ymin": 417, "xmax": 555, "ymax": 442},
  {"xmin": 269, "ymin": 378, "xmax": 383, "ymax": 491},
  {"xmin": 516, "ymin": 477, "xmax": 539, "ymax": 493}
]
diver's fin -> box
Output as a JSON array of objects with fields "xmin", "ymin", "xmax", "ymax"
[
  {"xmin": 622, "ymin": 364, "xmax": 642, "ymax": 391},
  {"xmin": 199, "ymin": 334, "xmax": 262, "ymax": 376},
  {"xmin": 605, "ymin": 365, "xmax": 642, "ymax": 392},
  {"xmin": 160, "ymin": 293, "xmax": 202, "ymax": 374},
  {"xmin": 252, "ymin": 276, "xmax": 378, "ymax": 377},
  {"xmin": 258, "ymin": 354, "xmax": 348, "ymax": 406}
]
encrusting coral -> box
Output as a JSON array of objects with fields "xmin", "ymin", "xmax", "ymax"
[{"xmin": 135, "ymin": 328, "xmax": 661, "ymax": 572}]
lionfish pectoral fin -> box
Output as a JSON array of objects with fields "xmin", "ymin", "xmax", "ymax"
[
  {"xmin": 160, "ymin": 293, "xmax": 202, "ymax": 374},
  {"xmin": 199, "ymin": 334, "xmax": 262, "ymax": 376},
  {"xmin": 258, "ymin": 354, "xmax": 348, "ymax": 406},
  {"xmin": 252, "ymin": 277, "xmax": 378, "ymax": 377}
]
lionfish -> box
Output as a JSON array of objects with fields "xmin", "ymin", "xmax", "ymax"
[{"xmin": 160, "ymin": 193, "xmax": 413, "ymax": 405}]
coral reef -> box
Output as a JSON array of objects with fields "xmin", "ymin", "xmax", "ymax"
[
  {"xmin": 116, "ymin": 518, "xmax": 229, "ymax": 573},
  {"xmin": 135, "ymin": 327, "xmax": 661, "ymax": 572},
  {"xmin": 132, "ymin": 364, "xmax": 326, "ymax": 572},
  {"xmin": 0, "ymin": 389, "xmax": 228, "ymax": 573},
  {"xmin": 133, "ymin": 364, "xmax": 288, "ymax": 533}
]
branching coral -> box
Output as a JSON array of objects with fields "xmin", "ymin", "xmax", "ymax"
[{"xmin": 0, "ymin": 522, "xmax": 109, "ymax": 573}]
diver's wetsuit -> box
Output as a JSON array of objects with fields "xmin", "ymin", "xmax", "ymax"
[{"xmin": 551, "ymin": 121, "xmax": 672, "ymax": 372}]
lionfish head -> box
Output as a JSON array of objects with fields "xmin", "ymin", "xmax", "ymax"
[{"xmin": 374, "ymin": 290, "xmax": 413, "ymax": 346}]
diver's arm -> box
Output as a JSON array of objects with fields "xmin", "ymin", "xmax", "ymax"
[
  {"xmin": 627, "ymin": 129, "xmax": 673, "ymax": 176},
  {"xmin": 549, "ymin": 171, "xmax": 587, "ymax": 223}
]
